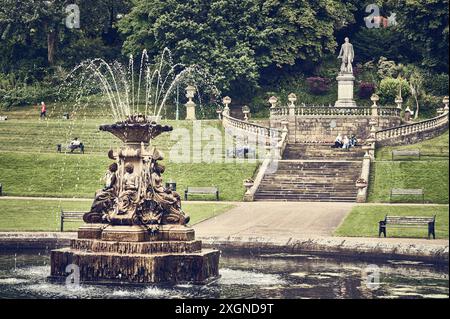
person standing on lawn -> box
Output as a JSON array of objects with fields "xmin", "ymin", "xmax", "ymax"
[{"xmin": 40, "ymin": 102, "xmax": 47, "ymax": 120}]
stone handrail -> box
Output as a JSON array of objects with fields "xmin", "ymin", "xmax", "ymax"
[
  {"xmin": 376, "ymin": 112, "xmax": 449, "ymax": 142},
  {"xmin": 270, "ymin": 106, "xmax": 400, "ymax": 117},
  {"xmin": 243, "ymin": 128, "xmax": 288, "ymax": 201},
  {"xmin": 222, "ymin": 112, "xmax": 282, "ymax": 139}
]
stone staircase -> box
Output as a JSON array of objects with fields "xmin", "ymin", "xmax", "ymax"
[{"xmin": 254, "ymin": 144, "xmax": 364, "ymax": 202}]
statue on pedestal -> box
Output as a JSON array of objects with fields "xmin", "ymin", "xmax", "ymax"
[
  {"xmin": 335, "ymin": 37, "xmax": 357, "ymax": 107},
  {"xmin": 338, "ymin": 37, "xmax": 354, "ymax": 74}
]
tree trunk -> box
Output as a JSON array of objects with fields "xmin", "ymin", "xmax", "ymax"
[
  {"xmin": 47, "ymin": 28, "xmax": 57, "ymax": 66},
  {"xmin": 414, "ymin": 96, "xmax": 420, "ymax": 119}
]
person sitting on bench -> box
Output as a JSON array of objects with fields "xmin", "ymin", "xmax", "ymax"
[{"xmin": 68, "ymin": 137, "xmax": 84, "ymax": 153}]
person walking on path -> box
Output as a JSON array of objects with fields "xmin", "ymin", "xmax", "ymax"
[{"xmin": 39, "ymin": 102, "xmax": 47, "ymax": 120}]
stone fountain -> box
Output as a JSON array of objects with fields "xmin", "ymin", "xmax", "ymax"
[{"xmin": 49, "ymin": 115, "xmax": 220, "ymax": 284}]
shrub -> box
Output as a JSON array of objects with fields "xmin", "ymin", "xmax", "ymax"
[
  {"xmin": 306, "ymin": 77, "xmax": 331, "ymax": 95},
  {"xmin": 358, "ymin": 82, "xmax": 376, "ymax": 99},
  {"xmin": 377, "ymin": 77, "xmax": 410, "ymax": 105}
]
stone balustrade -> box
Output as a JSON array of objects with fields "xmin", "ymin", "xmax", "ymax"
[
  {"xmin": 222, "ymin": 112, "xmax": 282, "ymax": 140},
  {"xmin": 376, "ymin": 112, "xmax": 449, "ymax": 146},
  {"xmin": 270, "ymin": 106, "xmax": 400, "ymax": 118}
]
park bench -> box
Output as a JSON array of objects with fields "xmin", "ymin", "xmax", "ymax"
[
  {"xmin": 57, "ymin": 143, "xmax": 85, "ymax": 154},
  {"xmin": 379, "ymin": 215, "xmax": 436, "ymax": 239},
  {"xmin": 184, "ymin": 187, "xmax": 219, "ymax": 201},
  {"xmin": 0, "ymin": 183, "xmax": 2, "ymax": 196},
  {"xmin": 60, "ymin": 210, "xmax": 86, "ymax": 232},
  {"xmin": 392, "ymin": 149, "xmax": 420, "ymax": 161},
  {"xmin": 390, "ymin": 188, "xmax": 424, "ymax": 203}
]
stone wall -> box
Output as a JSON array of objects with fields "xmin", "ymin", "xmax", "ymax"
[
  {"xmin": 376, "ymin": 122, "xmax": 449, "ymax": 147},
  {"xmin": 271, "ymin": 116, "xmax": 402, "ymax": 143}
]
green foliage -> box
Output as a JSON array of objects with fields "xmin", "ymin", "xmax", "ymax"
[
  {"xmin": 385, "ymin": 0, "xmax": 449, "ymax": 72},
  {"xmin": 119, "ymin": 0, "xmax": 356, "ymax": 94},
  {"xmin": 423, "ymin": 73, "xmax": 449, "ymax": 97},
  {"xmin": 377, "ymin": 77, "xmax": 409, "ymax": 105}
]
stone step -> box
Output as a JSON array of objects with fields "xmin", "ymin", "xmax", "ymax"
[{"xmin": 283, "ymin": 143, "xmax": 366, "ymax": 160}]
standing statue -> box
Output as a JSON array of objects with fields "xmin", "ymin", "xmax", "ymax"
[
  {"xmin": 83, "ymin": 163, "xmax": 118, "ymax": 223},
  {"xmin": 338, "ymin": 37, "xmax": 354, "ymax": 74}
]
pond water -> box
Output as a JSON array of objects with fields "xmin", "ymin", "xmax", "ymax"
[{"xmin": 0, "ymin": 250, "xmax": 448, "ymax": 299}]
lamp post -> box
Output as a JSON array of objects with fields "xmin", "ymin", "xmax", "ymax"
[{"xmin": 185, "ymin": 85, "xmax": 196, "ymax": 120}]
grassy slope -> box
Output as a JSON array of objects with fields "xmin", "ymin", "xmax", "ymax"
[
  {"xmin": 368, "ymin": 131, "xmax": 449, "ymax": 204},
  {"xmin": 335, "ymin": 205, "xmax": 449, "ymax": 239},
  {"xmin": 0, "ymin": 106, "xmax": 259, "ymax": 200},
  {"xmin": 0, "ymin": 199, "xmax": 234, "ymax": 232}
]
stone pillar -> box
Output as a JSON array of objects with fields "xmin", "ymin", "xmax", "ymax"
[
  {"xmin": 335, "ymin": 73, "xmax": 357, "ymax": 107},
  {"xmin": 185, "ymin": 85, "xmax": 196, "ymax": 120},
  {"xmin": 356, "ymin": 153, "xmax": 371, "ymax": 203}
]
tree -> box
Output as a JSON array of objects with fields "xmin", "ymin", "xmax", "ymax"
[
  {"xmin": 0, "ymin": 0, "xmax": 131, "ymax": 71},
  {"xmin": 385, "ymin": 0, "xmax": 449, "ymax": 72},
  {"xmin": 119, "ymin": 0, "xmax": 356, "ymax": 95}
]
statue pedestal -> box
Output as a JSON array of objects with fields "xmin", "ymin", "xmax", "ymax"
[
  {"xmin": 335, "ymin": 73, "xmax": 357, "ymax": 107},
  {"xmin": 50, "ymin": 224, "xmax": 219, "ymax": 284},
  {"xmin": 185, "ymin": 101, "xmax": 196, "ymax": 120}
]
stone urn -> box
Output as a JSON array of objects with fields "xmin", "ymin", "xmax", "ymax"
[
  {"xmin": 355, "ymin": 178, "xmax": 368, "ymax": 189},
  {"xmin": 243, "ymin": 179, "xmax": 254, "ymax": 195}
]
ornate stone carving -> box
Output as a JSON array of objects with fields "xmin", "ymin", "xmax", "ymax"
[{"xmin": 84, "ymin": 115, "xmax": 189, "ymax": 230}]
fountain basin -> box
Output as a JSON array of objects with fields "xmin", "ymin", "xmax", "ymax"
[{"xmin": 50, "ymin": 226, "xmax": 219, "ymax": 285}]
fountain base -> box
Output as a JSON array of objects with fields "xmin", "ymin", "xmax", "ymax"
[{"xmin": 49, "ymin": 225, "xmax": 220, "ymax": 284}]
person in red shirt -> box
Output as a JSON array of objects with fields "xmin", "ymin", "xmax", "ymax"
[{"xmin": 40, "ymin": 102, "xmax": 47, "ymax": 119}]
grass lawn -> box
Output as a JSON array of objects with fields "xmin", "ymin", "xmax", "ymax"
[
  {"xmin": 0, "ymin": 151, "xmax": 257, "ymax": 200},
  {"xmin": 0, "ymin": 199, "xmax": 234, "ymax": 232},
  {"xmin": 335, "ymin": 205, "xmax": 449, "ymax": 239},
  {"xmin": 0, "ymin": 109, "xmax": 260, "ymax": 201},
  {"xmin": 368, "ymin": 130, "xmax": 449, "ymax": 204},
  {"xmin": 368, "ymin": 161, "xmax": 449, "ymax": 203},
  {"xmin": 376, "ymin": 130, "xmax": 449, "ymax": 161}
]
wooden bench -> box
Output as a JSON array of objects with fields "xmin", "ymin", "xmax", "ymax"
[
  {"xmin": 392, "ymin": 149, "xmax": 420, "ymax": 160},
  {"xmin": 184, "ymin": 187, "xmax": 219, "ymax": 201},
  {"xmin": 390, "ymin": 188, "xmax": 424, "ymax": 203},
  {"xmin": 60, "ymin": 210, "xmax": 86, "ymax": 232},
  {"xmin": 379, "ymin": 215, "xmax": 436, "ymax": 239}
]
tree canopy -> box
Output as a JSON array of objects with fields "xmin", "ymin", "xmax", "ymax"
[{"xmin": 119, "ymin": 0, "xmax": 356, "ymax": 95}]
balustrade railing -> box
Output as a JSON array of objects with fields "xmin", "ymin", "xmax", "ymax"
[
  {"xmin": 270, "ymin": 106, "xmax": 400, "ymax": 117},
  {"xmin": 376, "ymin": 112, "xmax": 449, "ymax": 141},
  {"xmin": 222, "ymin": 113, "xmax": 282, "ymax": 139}
]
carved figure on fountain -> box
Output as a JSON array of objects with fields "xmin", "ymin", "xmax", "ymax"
[{"xmin": 83, "ymin": 163, "xmax": 118, "ymax": 224}]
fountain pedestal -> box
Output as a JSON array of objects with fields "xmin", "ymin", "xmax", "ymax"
[{"xmin": 50, "ymin": 225, "xmax": 219, "ymax": 284}]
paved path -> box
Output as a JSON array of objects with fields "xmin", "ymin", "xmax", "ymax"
[{"xmin": 194, "ymin": 201, "xmax": 355, "ymax": 238}]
